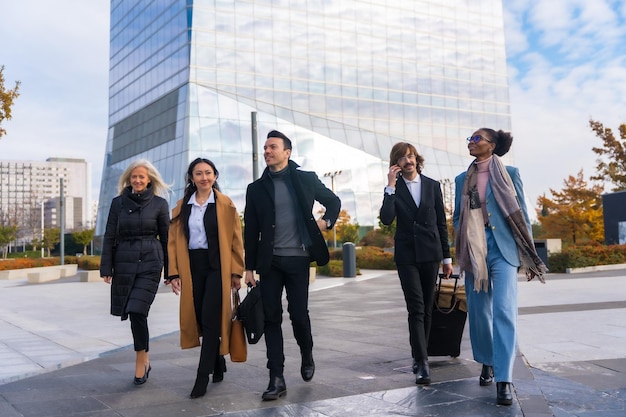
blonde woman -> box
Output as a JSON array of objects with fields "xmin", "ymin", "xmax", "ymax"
[{"xmin": 100, "ymin": 159, "xmax": 170, "ymax": 385}]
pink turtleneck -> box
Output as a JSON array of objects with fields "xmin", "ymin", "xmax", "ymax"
[{"xmin": 476, "ymin": 156, "xmax": 492, "ymax": 224}]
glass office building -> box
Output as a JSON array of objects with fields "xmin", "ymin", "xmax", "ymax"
[{"xmin": 96, "ymin": 0, "xmax": 511, "ymax": 236}]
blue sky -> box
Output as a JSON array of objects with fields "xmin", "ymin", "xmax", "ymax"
[{"xmin": 1, "ymin": 0, "xmax": 626, "ymax": 213}]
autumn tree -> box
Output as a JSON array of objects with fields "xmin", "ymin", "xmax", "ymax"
[
  {"xmin": 43, "ymin": 228, "xmax": 61, "ymax": 257},
  {"xmin": 0, "ymin": 65, "xmax": 21, "ymax": 139},
  {"xmin": 589, "ymin": 119, "xmax": 626, "ymax": 191},
  {"xmin": 0, "ymin": 225, "xmax": 18, "ymax": 259},
  {"xmin": 320, "ymin": 209, "xmax": 359, "ymax": 247},
  {"xmin": 536, "ymin": 170, "xmax": 604, "ymax": 245},
  {"xmin": 72, "ymin": 228, "xmax": 95, "ymax": 256}
]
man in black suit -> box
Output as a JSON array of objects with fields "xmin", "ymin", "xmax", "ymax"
[
  {"xmin": 380, "ymin": 142, "xmax": 453, "ymax": 385},
  {"xmin": 244, "ymin": 130, "xmax": 341, "ymax": 401}
]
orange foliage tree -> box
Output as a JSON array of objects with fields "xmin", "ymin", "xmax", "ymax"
[{"xmin": 537, "ymin": 170, "xmax": 604, "ymax": 245}]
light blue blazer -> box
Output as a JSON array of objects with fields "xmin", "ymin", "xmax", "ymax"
[{"xmin": 453, "ymin": 165, "xmax": 532, "ymax": 268}]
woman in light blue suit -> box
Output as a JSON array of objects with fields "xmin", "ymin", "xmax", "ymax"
[{"xmin": 453, "ymin": 128, "xmax": 546, "ymax": 406}]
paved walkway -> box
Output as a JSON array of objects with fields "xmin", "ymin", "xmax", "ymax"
[{"xmin": 0, "ymin": 268, "xmax": 625, "ymax": 416}]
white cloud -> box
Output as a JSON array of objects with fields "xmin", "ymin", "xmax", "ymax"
[
  {"xmin": 0, "ymin": 1, "xmax": 110, "ymax": 196},
  {"xmin": 502, "ymin": 0, "xmax": 626, "ymax": 211},
  {"xmin": 2, "ymin": 0, "xmax": 625, "ymax": 217}
]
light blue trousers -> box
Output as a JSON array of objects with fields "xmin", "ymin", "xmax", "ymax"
[{"xmin": 464, "ymin": 228, "xmax": 518, "ymax": 383}]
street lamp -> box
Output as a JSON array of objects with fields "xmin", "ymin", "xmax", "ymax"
[
  {"xmin": 323, "ymin": 170, "xmax": 343, "ymax": 248},
  {"xmin": 40, "ymin": 200, "xmax": 45, "ymax": 258},
  {"xmin": 441, "ymin": 178, "xmax": 453, "ymax": 214}
]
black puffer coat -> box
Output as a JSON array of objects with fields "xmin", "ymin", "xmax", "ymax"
[{"xmin": 100, "ymin": 186, "xmax": 170, "ymax": 320}]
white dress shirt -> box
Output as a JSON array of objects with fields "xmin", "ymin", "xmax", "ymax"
[{"xmin": 187, "ymin": 191, "xmax": 215, "ymax": 249}]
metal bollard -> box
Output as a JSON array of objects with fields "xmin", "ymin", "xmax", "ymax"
[{"xmin": 342, "ymin": 242, "xmax": 356, "ymax": 277}]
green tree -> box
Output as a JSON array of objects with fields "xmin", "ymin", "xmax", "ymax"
[
  {"xmin": 72, "ymin": 228, "xmax": 95, "ymax": 256},
  {"xmin": 43, "ymin": 228, "xmax": 61, "ymax": 257},
  {"xmin": 589, "ymin": 119, "xmax": 626, "ymax": 191},
  {"xmin": 377, "ymin": 216, "xmax": 396, "ymax": 237},
  {"xmin": 0, "ymin": 65, "xmax": 21, "ymax": 139},
  {"xmin": 537, "ymin": 170, "xmax": 604, "ymax": 245},
  {"xmin": 0, "ymin": 225, "xmax": 18, "ymax": 259}
]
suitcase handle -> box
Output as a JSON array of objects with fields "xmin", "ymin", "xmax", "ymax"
[{"xmin": 434, "ymin": 273, "xmax": 461, "ymax": 313}]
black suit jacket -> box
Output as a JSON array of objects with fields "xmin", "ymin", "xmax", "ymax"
[
  {"xmin": 379, "ymin": 174, "xmax": 451, "ymax": 265},
  {"xmin": 244, "ymin": 160, "xmax": 341, "ymax": 275}
]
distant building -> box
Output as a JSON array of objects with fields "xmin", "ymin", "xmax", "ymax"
[
  {"xmin": 0, "ymin": 158, "xmax": 91, "ymax": 244},
  {"xmin": 602, "ymin": 191, "xmax": 626, "ymax": 244},
  {"xmin": 97, "ymin": 0, "xmax": 512, "ymax": 237}
]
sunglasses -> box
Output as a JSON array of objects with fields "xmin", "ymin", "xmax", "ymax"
[{"xmin": 466, "ymin": 135, "xmax": 492, "ymax": 144}]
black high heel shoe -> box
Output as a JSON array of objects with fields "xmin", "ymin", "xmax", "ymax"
[
  {"xmin": 212, "ymin": 355, "xmax": 227, "ymax": 383},
  {"xmin": 133, "ymin": 364, "xmax": 151, "ymax": 385}
]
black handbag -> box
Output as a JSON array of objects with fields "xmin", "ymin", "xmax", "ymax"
[{"xmin": 237, "ymin": 281, "xmax": 265, "ymax": 344}]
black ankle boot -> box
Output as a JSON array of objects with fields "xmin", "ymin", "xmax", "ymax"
[
  {"xmin": 300, "ymin": 350, "xmax": 315, "ymax": 382},
  {"xmin": 496, "ymin": 382, "xmax": 513, "ymax": 405},
  {"xmin": 213, "ymin": 355, "xmax": 226, "ymax": 383},
  {"xmin": 190, "ymin": 374, "xmax": 210, "ymax": 399},
  {"xmin": 415, "ymin": 360, "xmax": 430, "ymax": 385},
  {"xmin": 480, "ymin": 364, "xmax": 494, "ymax": 386},
  {"xmin": 262, "ymin": 375, "xmax": 287, "ymax": 401}
]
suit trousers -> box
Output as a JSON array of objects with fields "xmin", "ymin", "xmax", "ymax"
[
  {"xmin": 129, "ymin": 312, "xmax": 149, "ymax": 352},
  {"xmin": 396, "ymin": 262, "xmax": 439, "ymax": 362},
  {"xmin": 189, "ymin": 249, "xmax": 222, "ymax": 376},
  {"xmin": 260, "ymin": 255, "xmax": 312, "ymax": 378},
  {"xmin": 464, "ymin": 228, "xmax": 518, "ymax": 383}
]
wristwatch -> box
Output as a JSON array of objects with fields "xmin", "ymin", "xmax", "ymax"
[{"xmin": 325, "ymin": 219, "xmax": 333, "ymax": 230}]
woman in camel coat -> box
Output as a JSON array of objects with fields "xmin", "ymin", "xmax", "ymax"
[{"xmin": 167, "ymin": 158, "xmax": 244, "ymax": 399}]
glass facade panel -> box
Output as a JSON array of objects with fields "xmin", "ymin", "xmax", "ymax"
[{"xmin": 97, "ymin": 0, "xmax": 512, "ymax": 237}]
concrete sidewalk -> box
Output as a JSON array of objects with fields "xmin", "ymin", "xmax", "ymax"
[{"xmin": 0, "ymin": 268, "xmax": 625, "ymax": 416}]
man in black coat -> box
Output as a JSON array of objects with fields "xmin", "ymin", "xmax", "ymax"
[
  {"xmin": 380, "ymin": 142, "xmax": 453, "ymax": 385},
  {"xmin": 244, "ymin": 130, "xmax": 341, "ymax": 401}
]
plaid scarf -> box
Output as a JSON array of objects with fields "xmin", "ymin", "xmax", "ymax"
[{"xmin": 456, "ymin": 156, "xmax": 547, "ymax": 292}]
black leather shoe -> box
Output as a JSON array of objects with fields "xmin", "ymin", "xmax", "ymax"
[
  {"xmin": 479, "ymin": 364, "xmax": 494, "ymax": 386},
  {"xmin": 213, "ymin": 355, "xmax": 226, "ymax": 383},
  {"xmin": 262, "ymin": 376, "xmax": 287, "ymax": 401},
  {"xmin": 415, "ymin": 360, "xmax": 431, "ymax": 385},
  {"xmin": 133, "ymin": 364, "xmax": 151, "ymax": 385},
  {"xmin": 496, "ymin": 382, "xmax": 513, "ymax": 406},
  {"xmin": 412, "ymin": 359, "xmax": 419, "ymax": 374},
  {"xmin": 301, "ymin": 351, "xmax": 315, "ymax": 382},
  {"xmin": 190, "ymin": 374, "xmax": 210, "ymax": 398}
]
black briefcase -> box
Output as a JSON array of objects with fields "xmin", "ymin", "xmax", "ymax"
[
  {"xmin": 237, "ymin": 281, "xmax": 265, "ymax": 344},
  {"xmin": 427, "ymin": 274, "xmax": 467, "ymax": 358}
]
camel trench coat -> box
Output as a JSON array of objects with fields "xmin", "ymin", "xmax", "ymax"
[{"xmin": 168, "ymin": 190, "xmax": 244, "ymax": 354}]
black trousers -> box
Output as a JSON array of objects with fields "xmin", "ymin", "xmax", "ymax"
[
  {"xmin": 189, "ymin": 249, "xmax": 222, "ymax": 376},
  {"xmin": 397, "ymin": 262, "xmax": 439, "ymax": 362},
  {"xmin": 129, "ymin": 312, "xmax": 149, "ymax": 352},
  {"xmin": 260, "ymin": 255, "xmax": 312, "ymax": 378}
]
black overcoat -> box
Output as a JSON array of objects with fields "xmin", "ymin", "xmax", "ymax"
[
  {"xmin": 100, "ymin": 186, "xmax": 170, "ymax": 319},
  {"xmin": 244, "ymin": 160, "xmax": 341, "ymax": 275}
]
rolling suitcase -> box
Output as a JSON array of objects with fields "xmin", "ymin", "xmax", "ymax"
[{"xmin": 427, "ymin": 274, "xmax": 467, "ymax": 358}]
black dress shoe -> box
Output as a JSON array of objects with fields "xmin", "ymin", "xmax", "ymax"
[
  {"xmin": 133, "ymin": 364, "xmax": 151, "ymax": 385},
  {"xmin": 496, "ymin": 382, "xmax": 513, "ymax": 406},
  {"xmin": 480, "ymin": 364, "xmax": 494, "ymax": 386},
  {"xmin": 190, "ymin": 374, "xmax": 210, "ymax": 398},
  {"xmin": 262, "ymin": 376, "xmax": 287, "ymax": 401},
  {"xmin": 213, "ymin": 355, "xmax": 227, "ymax": 383},
  {"xmin": 301, "ymin": 351, "xmax": 315, "ymax": 382},
  {"xmin": 415, "ymin": 360, "xmax": 430, "ymax": 385}
]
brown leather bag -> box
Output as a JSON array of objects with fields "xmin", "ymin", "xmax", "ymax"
[{"xmin": 229, "ymin": 289, "xmax": 247, "ymax": 362}]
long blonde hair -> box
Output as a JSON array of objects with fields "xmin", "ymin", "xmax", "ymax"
[{"xmin": 117, "ymin": 159, "xmax": 171, "ymax": 197}]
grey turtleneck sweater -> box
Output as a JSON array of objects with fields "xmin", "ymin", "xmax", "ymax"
[{"xmin": 269, "ymin": 167, "xmax": 310, "ymax": 257}]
